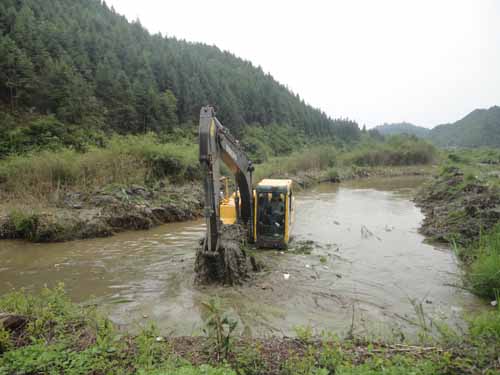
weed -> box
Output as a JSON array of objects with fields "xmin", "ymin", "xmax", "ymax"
[
  {"xmin": 135, "ymin": 323, "xmax": 170, "ymax": 370},
  {"xmin": 294, "ymin": 325, "xmax": 314, "ymax": 342},
  {"xmin": 8, "ymin": 209, "xmax": 39, "ymax": 240},
  {"xmin": 468, "ymin": 224, "xmax": 500, "ymax": 299},
  {"xmin": 201, "ymin": 298, "xmax": 238, "ymax": 363},
  {"xmin": 233, "ymin": 344, "xmax": 267, "ymax": 375}
]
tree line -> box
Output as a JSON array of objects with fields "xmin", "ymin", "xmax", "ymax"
[{"xmin": 0, "ymin": 0, "xmax": 361, "ymax": 155}]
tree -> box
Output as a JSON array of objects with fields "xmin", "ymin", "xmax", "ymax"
[{"xmin": 0, "ymin": 35, "xmax": 34, "ymax": 111}]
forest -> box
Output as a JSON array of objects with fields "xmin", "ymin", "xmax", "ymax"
[{"xmin": 0, "ymin": 0, "xmax": 362, "ymax": 159}]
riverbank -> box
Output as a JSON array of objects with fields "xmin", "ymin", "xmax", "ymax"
[
  {"xmin": 0, "ymin": 182, "xmax": 203, "ymax": 242},
  {"xmin": 0, "ymin": 164, "xmax": 434, "ymax": 243},
  {"xmin": 0, "ymin": 286, "xmax": 498, "ymax": 374},
  {"xmin": 414, "ymin": 149, "xmax": 500, "ymax": 300}
]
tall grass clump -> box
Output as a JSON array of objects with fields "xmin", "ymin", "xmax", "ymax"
[
  {"xmin": 468, "ymin": 224, "xmax": 500, "ymax": 299},
  {"xmin": 0, "ymin": 133, "xmax": 198, "ymax": 200},
  {"xmin": 342, "ymin": 136, "xmax": 437, "ymax": 167},
  {"xmin": 253, "ymin": 145, "xmax": 336, "ymax": 181}
]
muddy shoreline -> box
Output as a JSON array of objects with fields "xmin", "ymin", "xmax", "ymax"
[
  {"xmin": 414, "ymin": 166, "xmax": 500, "ymax": 246},
  {"xmin": 0, "ymin": 165, "xmax": 434, "ymax": 243},
  {"xmin": 0, "ymin": 183, "xmax": 203, "ymax": 242}
]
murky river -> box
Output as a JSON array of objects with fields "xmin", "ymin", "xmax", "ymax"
[{"xmin": 0, "ymin": 176, "xmax": 483, "ymax": 337}]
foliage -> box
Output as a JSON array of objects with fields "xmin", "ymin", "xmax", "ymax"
[
  {"xmin": 232, "ymin": 344, "xmax": 267, "ymax": 375},
  {"xmin": 201, "ymin": 298, "xmax": 238, "ymax": 363},
  {"xmin": 374, "ymin": 122, "xmax": 430, "ymax": 138},
  {"xmin": 431, "ymin": 106, "xmax": 500, "ymax": 148},
  {"xmin": 468, "ymin": 225, "xmax": 500, "ymax": 299},
  {"xmin": 241, "ymin": 123, "xmax": 306, "ymax": 163},
  {"xmin": 8, "ymin": 209, "xmax": 40, "ymax": 240},
  {"xmin": 0, "ymin": 286, "xmax": 237, "ymax": 375},
  {"xmin": 0, "ymin": 0, "xmax": 361, "ymax": 158},
  {"xmin": 374, "ymin": 106, "xmax": 500, "ymax": 149},
  {"xmin": 0, "ymin": 115, "xmax": 106, "ymax": 157},
  {"xmin": 0, "ymin": 133, "xmax": 198, "ymax": 200},
  {"xmin": 253, "ymin": 144, "xmax": 337, "ymax": 181},
  {"xmin": 341, "ymin": 135, "xmax": 437, "ymax": 167},
  {"xmin": 1, "ymin": 286, "xmax": 500, "ymax": 374}
]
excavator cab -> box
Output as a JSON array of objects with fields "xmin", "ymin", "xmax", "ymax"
[{"xmin": 254, "ymin": 179, "xmax": 294, "ymax": 249}]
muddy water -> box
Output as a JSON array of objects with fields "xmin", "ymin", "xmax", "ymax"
[{"xmin": 0, "ymin": 176, "xmax": 483, "ymax": 337}]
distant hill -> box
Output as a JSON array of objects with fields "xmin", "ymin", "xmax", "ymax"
[
  {"xmin": 431, "ymin": 106, "xmax": 500, "ymax": 148},
  {"xmin": 374, "ymin": 107, "xmax": 500, "ymax": 148},
  {"xmin": 374, "ymin": 122, "xmax": 431, "ymax": 138}
]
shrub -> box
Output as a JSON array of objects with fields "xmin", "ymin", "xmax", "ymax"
[
  {"xmin": 342, "ymin": 136, "xmax": 437, "ymax": 167},
  {"xmin": 469, "ymin": 307, "xmax": 500, "ymax": 342},
  {"xmin": 468, "ymin": 225, "xmax": 500, "ymax": 299}
]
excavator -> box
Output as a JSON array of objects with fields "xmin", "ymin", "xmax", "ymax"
[{"xmin": 198, "ymin": 106, "xmax": 294, "ymax": 253}]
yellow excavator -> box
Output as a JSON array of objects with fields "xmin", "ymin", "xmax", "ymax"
[{"xmin": 199, "ymin": 106, "xmax": 294, "ymax": 251}]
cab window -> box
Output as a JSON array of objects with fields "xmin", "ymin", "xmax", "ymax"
[{"xmin": 257, "ymin": 192, "xmax": 285, "ymax": 239}]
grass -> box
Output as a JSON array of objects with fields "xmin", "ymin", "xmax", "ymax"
[
  {"xmin": 1, "ymin": 286, "xmax": 499, "ymax": 374},
  {"xmin": 467, "ymin": 225, "xmax": 500, "ymax": 299},
  {"xmin": 253, "ymin": 136, "xmax": 437, "ymax": 182},
  {"xmin": 0, "ymin": 133, "xmax": 198, "ymax": 202},
  {"xmin": 339, "ymin": 136, "xmax": 437, "ymax": 167}
]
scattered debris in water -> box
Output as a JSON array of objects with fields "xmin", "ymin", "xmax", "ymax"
[
  {"xmin": 361, "ymin": 225, "xmax": 382, "ymax": 241},
  {"xmin": 288, "ymin": 239, "xmax": 316, "ymax": 254}
]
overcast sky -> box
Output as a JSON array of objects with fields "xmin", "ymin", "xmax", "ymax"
[{"xmin": 105, "ymin": 0, "xmax": 500, "ymax": 128}]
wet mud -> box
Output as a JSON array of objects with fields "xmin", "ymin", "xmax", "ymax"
[{"xmin": 194, "ymin": 224, "xmax": 257, "ymax": 285}]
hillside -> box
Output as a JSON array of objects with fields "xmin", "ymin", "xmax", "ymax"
[
  {"xmin": 0, "ymin": 0, "xmax": 360, "ymax": 158},
  {"xmin": 374, "ymin": 122, "xmax": 430, "ymax": 138},
  {"xmin": 431, "ymin": 106, "xmax": 500, "ymax": 148},
  {"xmin": 374, "ymin": 107, "xmax": 500, "ymax": 148}
]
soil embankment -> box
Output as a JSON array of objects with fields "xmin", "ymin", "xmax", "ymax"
[
  {"xmin": 290, "ymin": 165, "xmax": 433, "ymax": 189},
  {"xmin": 0, "ymin": 183, "xmax": 203, "ymax": 242},
  {"xmin": 414, "ymin": 167, "xmax": 500, "ymax": 245},
  {"xmin": 0, "ymin": 165, "xmax": 433, "ymax": 243}
]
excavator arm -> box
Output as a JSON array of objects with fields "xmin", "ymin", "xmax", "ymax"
[{"xmin": 199, "ymin": 106, "xmax": 254, "ymax": 252}]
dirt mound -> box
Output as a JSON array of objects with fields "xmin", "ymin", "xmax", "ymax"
[
  {"xmin": 0, "ymin": 183, "xmax": 203, "ymax": 242},
  {"xmin": 194, "ymin": 224, "xmax": 259, "ymax": 285},
  {"xmin": 415, "ymin": 167, "xmax": 500, "ymax": 245}
]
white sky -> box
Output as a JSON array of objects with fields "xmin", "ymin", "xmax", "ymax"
[{"xmin": 105, "ymin": 0, "xmax": 500, "ymax": 128}]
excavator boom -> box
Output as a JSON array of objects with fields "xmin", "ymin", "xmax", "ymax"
[{"xmin": 198, "ymin": 106, "xmax": 254, "ymax": 252}]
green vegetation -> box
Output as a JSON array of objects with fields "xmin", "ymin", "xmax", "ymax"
[
  {"xmin": 432, "ymin": 106, "xmax": 500, "ymax": 148},
  {"xmin": 0, "ymin": 0, "xmax": 362, "ymax": 161},
  {"xmin": 339, "ymin": 136, "xmax": 437, "ymax": 167},
  {"xmin": 416, "ymin": 148, "xmax": 500, "ymax": 301},
  {"xmin": 1, "ymin": 286, "xmax": 499, "ymax": 374},
  {"xmin": 374, "ymin": 122, "xmax": 431, "ymax": 138},
  {"xmin": 0, "ymin": 133, "xmax": 198, "ymax": 201},
  {"xmin": 253, "ymin": 135, "xmax": 437, "ymax": 182},
  {"xmin": 466, "ymin": 225, "xmax": 500, "ymax": 299}
]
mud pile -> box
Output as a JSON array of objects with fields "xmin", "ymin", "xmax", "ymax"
[
  {"xmin": 415, "ymin": 167, "xmax": 500, "ymax": 245},
  {"xmin": 0, "ymin": 183, "xmax": 203, "ymax": 242},
  {"xmin": 194, "ymin": 224, "xmax": 259, "ymax": 285}
]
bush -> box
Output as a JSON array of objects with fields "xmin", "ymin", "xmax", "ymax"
[
  {"xmin": 0, "ymin": 115, "xmax": 106, "ymax": 157},
  {"xmin": 342, "ymin": 136, "xmax": 437, "ymax": 167},
  {"xmin": 468, "ymin": 225, "xmax": 500, "ymax": 299},
  {"xmin": 9, "ymin": 210, "xmax": 40, "ymax": 240},
  {"xmin": 469, "ymin": 308, "xmax": 500, "ymax": 342},
  {"xmin": 253, "ymin": 145, "xmax": 336, "ymax": 180},
  {"xmin": 242, "ymin": 123, "xmax": 306, "ymax": 163}
]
